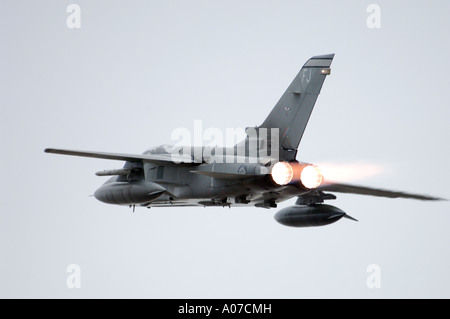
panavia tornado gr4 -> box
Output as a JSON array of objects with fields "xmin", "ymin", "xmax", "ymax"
[{"xmin": 45, "ymin": 54, "xmax": 444, "ymax": 227}]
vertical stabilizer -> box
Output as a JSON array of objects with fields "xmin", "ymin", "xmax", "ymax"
[{"xmin": 259, "ymin": 54, "xmax": 334, "ymax": 161}]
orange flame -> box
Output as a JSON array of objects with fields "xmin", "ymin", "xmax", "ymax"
[{"xmin": 315, "ymin": 162, "xmax": 385, "ymax": 183}]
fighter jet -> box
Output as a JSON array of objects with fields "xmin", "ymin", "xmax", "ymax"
[{"xmin": 45, "ymin": 54, "xmax": 444, "ymax": 227}]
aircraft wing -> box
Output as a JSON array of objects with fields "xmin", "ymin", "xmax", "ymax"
[
  {"xmin": 44, "ymin": 148, "xmax": 199, "ymax": 165},
  {"xmin": 318, "ymin": 182, "xmax": 445, "ymax": 201}
]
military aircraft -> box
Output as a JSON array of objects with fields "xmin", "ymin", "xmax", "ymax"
[{"xmin": 45, "ymin": 54, "xmax": 444, "ymax": 227}]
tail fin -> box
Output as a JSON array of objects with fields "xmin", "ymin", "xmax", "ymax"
[{"xmin": 259, "ymin": 54, "xmax": 334, "ymax": 161}]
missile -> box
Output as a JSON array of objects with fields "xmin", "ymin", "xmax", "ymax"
[{"xmin": 95, "ymin": 169, "xmax": 131, "ymax": 176}]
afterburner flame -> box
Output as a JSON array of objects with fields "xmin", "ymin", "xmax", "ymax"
[
  {"xmin": 300, "ymin": 165, "xmax": 323, "ymax": 189},
  {"xmin": 271, "ymin": 162, "xmax": 294, "ymax": 185},
  {"xmin": 316, "ymin": 162, "xmax": 384, "ymax": 183}
]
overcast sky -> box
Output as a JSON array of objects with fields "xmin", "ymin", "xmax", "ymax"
[{"xmin": 1, "ymin": 0, "xmax": 449, "ymax": 298}]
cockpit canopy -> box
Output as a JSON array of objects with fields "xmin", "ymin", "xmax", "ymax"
[{"xmin": 143, "ymin": 144, "xmax": 174, "ymax": 155}]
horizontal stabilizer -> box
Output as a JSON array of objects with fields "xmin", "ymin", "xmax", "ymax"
[{"xmin": 319, "ymin": 182, "xmax": 446, "ymax": 201}]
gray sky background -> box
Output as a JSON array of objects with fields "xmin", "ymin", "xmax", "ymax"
[{"xmin": 1, "ymin": 1, "xmax": 449, "ymax": 298}]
